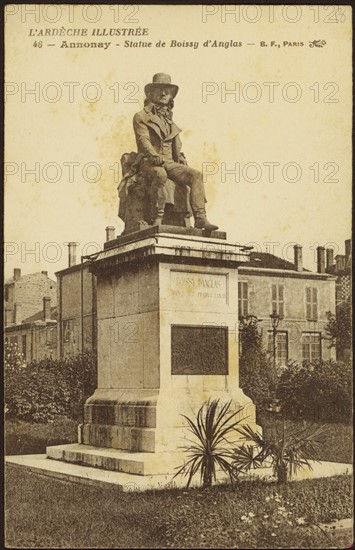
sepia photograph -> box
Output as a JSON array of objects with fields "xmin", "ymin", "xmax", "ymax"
[{"xmin": 4, "ymin": 3, "xmax": 353, "ymax": 548}]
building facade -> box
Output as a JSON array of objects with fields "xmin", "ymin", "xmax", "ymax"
[
  {"xmin": 4, "ymin": 268, "xmax": 57, "ymax": 326},
  {"xmin": 56, "ymin": 243, "xmax": 97, "ymax": 358},
  {"xmin": 238, "ymin": 245, "xmax": 337, "ymax": 365},
  {"xmin": 325, "ymin": 239, "xmax": 351, "ymax": 307},
  {"xmin": 325, "ymin": 239, "xmax": 352, "ymax": 361},
  {"xmin": 4, "ymin": 297, "xmax": 58, "ymax": 362},
  {"xmin": 4, "ymin": 269, "xmax": 58, "ymax": 362}
]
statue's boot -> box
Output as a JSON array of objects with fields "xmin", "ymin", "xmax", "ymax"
[
  {"xmin": 194, "ymin": 217, "xmax": 219, "ymax": 231},
  {"xmin": 152, "ymin": 213, "xmax": 164, "ymax": 226}
]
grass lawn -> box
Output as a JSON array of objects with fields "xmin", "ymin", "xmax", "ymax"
[
  {"xmin": 5, "ymin": 418, "xmax": 78, "ymax": 455},
  {"xmin": 5, "ymin": 467, "xmax": 353, "ymax": 549},
  {"xmin": 258, "ymin": 412, "xmax": 353, "ymax": 464}
]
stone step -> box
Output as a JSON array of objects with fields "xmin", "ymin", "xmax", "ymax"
[
  {"xmin": 46, "ymin": 443, "xmax": 183, "ymax": 476},
  {"xmin": 5, "ymin": 454, "xmax": 201, "ymax": 491},
  {"xmin": 80, "ymin": 423, "xmax": 155, "ymax": 452},
  {"xmin": 84, "ymin": 403, "xmax": 156, "ymax": 428}
]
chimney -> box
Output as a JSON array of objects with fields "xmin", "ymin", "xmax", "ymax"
[
  {"xmin": 326, "ymin": 248, "xmax": 334, "ymax": 271},
  {"xmin": 14, "ymin": 303, "xmax": 22, "ymax": 325},
  {"xmin": 345, "ymin": 239, "xmax": 351, "ymax": 263},
  {"xmin": 68, "ymin": 242, "xmax": 78, "ymax": 267},
  {"xmin": 43, "ymin": 297, "xmax": 51, "ymax": 321},
  {"xmin": 13, "ymin": 268, "xmax": 21, "ymax": 281},
  {"xmin": 293, "ymin": 244, "xmax": 303, "ymax": 272},
  {"xmin": 336, "ymin": 254, "xmax": 346, "ymax": 272},
  {"xmin": 105, "ymin": 226, "xmax": 116, "ymax": 242},
  {"xmin": 41, "ymin": 270, "xmax": 48, "ymax": 276},
  {"xmin": 316, "ymin": 246, "xmax": 326, "ymax": 273},
  {"xmin": 5, "ymin": 307, "xmax": 13, "ymax": 327}
]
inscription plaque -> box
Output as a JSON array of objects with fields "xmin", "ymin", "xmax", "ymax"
[
  {"xmin": 170, "ymin": 270, "xmax": 228, "ymax": 304},
  {"xmin": 171, "ymin": 325, "xmax": 228, "ymax": 375}
]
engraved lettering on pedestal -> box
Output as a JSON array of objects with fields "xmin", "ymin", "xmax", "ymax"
[
  {"xmin": 171, "ymin": 325, "xmax": 228, "ymax": 375},
  {"xmin": 170, "ymin": 270, "xmax": 228, "ymax": 304}
]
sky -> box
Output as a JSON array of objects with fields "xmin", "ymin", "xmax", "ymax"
[{"xmin": 4, "ymin": 4, "xmax": 352, "ymax": 281}]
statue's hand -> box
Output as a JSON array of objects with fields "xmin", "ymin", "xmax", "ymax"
[
  {"xmin": 151, "ymin": 154, "xmax": 165, "ymax": 167},
  {"xmin": 178, "ymin": 153, "xmax": 188, "ymax": 166}
]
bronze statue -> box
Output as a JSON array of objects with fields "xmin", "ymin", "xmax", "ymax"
[{"xmin": 118, "ymin": 73, "xmax": 218, "ymax": 234}]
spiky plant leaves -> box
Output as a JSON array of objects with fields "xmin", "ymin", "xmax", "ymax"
[
  {"xmin": 232, "ymin": 421, "xmax": 331, "ymax": 484},
  {"xmin": 174, "ymin": 398, "xmax": 246, "ymax": 488}
]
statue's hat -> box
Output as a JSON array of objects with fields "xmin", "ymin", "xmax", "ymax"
[{"xmin": 144, "ymin": 73, "xmax": 179, "ymax": 98}]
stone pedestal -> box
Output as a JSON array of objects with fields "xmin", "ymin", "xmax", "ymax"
[{"xmin": 47, "ymin": 226, "xmax": 258, "ymax": 478}]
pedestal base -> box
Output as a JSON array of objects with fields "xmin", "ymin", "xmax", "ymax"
[
  {"xmin": 47, "ymin": 384, "xmax": 258, "ymax": 477},
  {"xmin": 48, "ymin": 230, "xmax": 259, "ymax": 480},
  {"xmin": 47, "ymin": 443, "xmax": 184, "ymax": 475}
]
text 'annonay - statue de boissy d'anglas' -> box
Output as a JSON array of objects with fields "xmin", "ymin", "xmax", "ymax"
[{"xmin": 118, "ymin": 73, "xmax": 219, "ymax": 234}]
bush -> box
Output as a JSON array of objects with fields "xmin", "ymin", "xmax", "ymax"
[
  {"xmin": 325, "ymin": 302, "xmax": 352, "ymax": 359},
  {"xmin": 4, "ymin": 344, "xmax": 97, "ymax": 423},
  {"xmin": 277, "ymin": 360, "xmax": 352, "ymax": 424},
  {"xmin": 239, "ymin": 316, "xmax": 277, "ymax": 411}
]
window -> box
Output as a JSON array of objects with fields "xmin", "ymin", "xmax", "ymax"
[
  {"xmin": 306, "ymin": 287, "xmax": 318, "ymax": 321},
  {"xmin": 46, "ymin": 327, "xmax": 55, "ymax": 347},
  {"xmin": 5, "ymin": 285, "xmax": 14, "ymax": 302},
  {"xmin": 268, "ymin": 331, "xmax": 288, "ymax": 366},
  {"xmin": 238, "ymin": 281, "xmax": 249, "ymax": 317},
  {"xmin": 63, "ymin": 319, "xmax": 74, "ymax": 342},
  {"xmin": 302, "ymin": 332, "xmax": 321, "ymax": 362},
  {"xmin": 21, "ymin": 334, "xmax": 27, "ymax": 359},
  {"xmin": 271, "ymin": 284, "xmax": 284, "ymax": 318}
]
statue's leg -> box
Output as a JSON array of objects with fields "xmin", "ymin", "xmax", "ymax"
[
  {"xmin": 164, "ymin": 163, "xmax": 206, "ymax": 218},
  {"xmin": 143, "ymin": 165, "xmax": 168, "ymax": 225},
  {"xmin": 165, "ymin": 162, "xmax": 218, "ymax": 231}
]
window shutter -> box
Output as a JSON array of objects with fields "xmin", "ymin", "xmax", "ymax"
[
  {"xmin": 306, "ymin": 287, "xmax": 311, "ymax": 302},
  {"xmin": 279, "ymin": 301, "xmax": 284, "ymax": 318},
  {"xmin": 272, "ymin": 284, "xmax": 277, "ymax": 301},
  {"xmin": 278, "ymin": 286, "xmax": 284, "ymax": 301},
  {"xmin": 313, "ymin": 288, "xmax": 318, "ymax": 319}
]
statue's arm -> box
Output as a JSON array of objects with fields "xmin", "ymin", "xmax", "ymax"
[
  {"xmin": 176, "ymin": 134, "xmax": 188, "ymax": 165},
  {"xmin": 133, "ymin": 113, "xmax": 159, "ymax": 158}
]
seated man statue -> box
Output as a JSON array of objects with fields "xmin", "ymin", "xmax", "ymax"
[{"xmin": 118, "ymin": 73, "xmax": 218, "ymax": 232}]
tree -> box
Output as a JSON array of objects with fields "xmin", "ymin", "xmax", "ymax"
[
  {"xmin": 238, "ymin": 316, "xmax": 277, "ymax": 409},
  {"xmin": 325, "ymin": 302, "xmax": 352, "ymax": 359}
]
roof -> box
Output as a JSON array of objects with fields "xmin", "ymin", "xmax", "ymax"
[
  {"xmin": 326, "ymin": 266, "xmax": 351, "ymax": 277},
  {"xmin": 246, "ymin": 252, "xmax": 311, "ymax": 272},
  {"xmin": 4, "ymin": 271, "xmax": 56, "ymax": 285},
  {"xmin": 22, "ymin": 306, "xmax": 58, "ymax": 323}
]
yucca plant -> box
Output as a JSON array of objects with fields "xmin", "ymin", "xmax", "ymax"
[
  {"xmin": 174, "ymin": 398, "xmax": 246, "ymax": 488},
  {"xmin": 232, "ymin": 421, "xmax": 331, "ymax": 484}
]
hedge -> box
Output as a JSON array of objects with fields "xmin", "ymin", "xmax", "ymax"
[
  {"xmin": 277, "ymin": 360, "xmax": 352, "ymax": 424},
  {"xmin": 5, "ymin": 342, "xmax": 97, "ymax": 423}
]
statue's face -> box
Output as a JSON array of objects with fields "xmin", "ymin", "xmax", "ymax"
[{"xmin": 150, "ymin": 86, "xmax": 173, "ymax": 106}]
